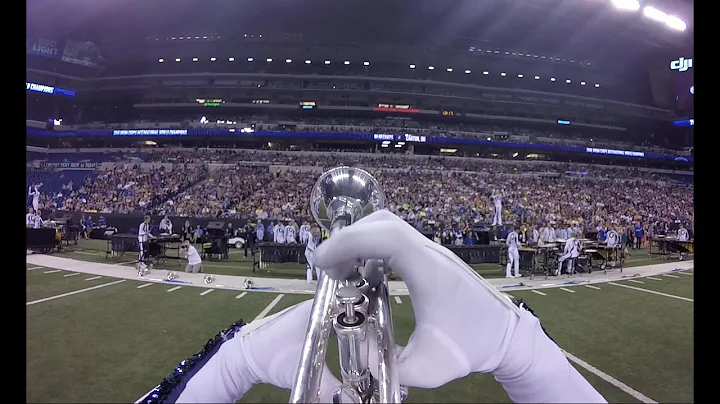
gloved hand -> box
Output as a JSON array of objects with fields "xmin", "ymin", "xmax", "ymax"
[
  {"xmin": 314, "ymin": 210, "xmax": 606, "ymax": 403},
  {"xmin": 240, "ymin": 299, "xmax": 342, "ymax": 400},
  {"xmin": 141, "ymin": 300, "xmax": 342, "ymax": 403}
]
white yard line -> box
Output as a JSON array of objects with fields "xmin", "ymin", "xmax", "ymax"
[
  {"xmin": 167, "ymin": 286, "xmax": 182, "ymax": 293},
  {"xmin": 627, "ymin": 279, "xmax": 645, "ymax": 284},
  {"xmin": 199, "ymin": 289, "xmax": 215, "ymax": 296},
  {"xmin": 559, "ymin": 288, "xmax": 575, "ymax": 293},
  {"xmin": 504, "ymin": 293, "xmax": 515, "ymax": 300},
  {"xmin": 44, "ymin": 270, "xmax": 61, "ymax": 274},
  {"xmin": 27, "ymin": 280, "xmax": 126, "ymax": 306},
  {"xmin": 253, "ymin": 294, "xmax": 285, "ymax": 322},
  {"xmin": 646, "ymin": 277, "xmax": 663, "ymax": 281},
  {"xmin": 27, "ymin": 266, "xmax": 44, "ymax": 271},
  {"xmin": 235, "ymin": 292, "xmax": 248, "ymax": 300},
  {"xmin": 85, "ymin": 276, "xmax": 102, "ymax": 281},
  {"xmin": 63, "ymin": 273, "xmax": 80, "ymax": 278},
  {"xmin": 663, "ymin": 274, "xmax": 679, "ymax": 278},
  {"xmin": 585, "ymin": 285, "xmax": 601, "ymax": 290},
  {"xmin": 563, "ymin": 351, "xmax": 658, "ymax": 403},
  {"xmin": 532, "ymin": 290, "xmax": 546, "ymax": 296},
  {"xmin": 136, "ymin": 283, "xmax": 154, "ymax": 289},
  {"xmin": 677, "ymin": 272, "xmax": 693, "ymax": 276},
  {"xmin": 394, "ymin": 296, "xmax": 402, "ymax": 304},
  {"xmin": 608, "ymin": 282, "xmax": 693, "ymax": 302}
]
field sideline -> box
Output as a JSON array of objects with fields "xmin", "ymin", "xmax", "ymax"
[{"xmin": 26, "ymin": 241, "xmax": 694, "ymax": 403}]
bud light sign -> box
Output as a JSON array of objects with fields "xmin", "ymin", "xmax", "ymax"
[
  {"xmin": 670, "ymin": 57, "xmax": 693, "ymax": 72},
  {"xmin": 27, "ymin": 37, "xmax": 59, "ymax": 58}
]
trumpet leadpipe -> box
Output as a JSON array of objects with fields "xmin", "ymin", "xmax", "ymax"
[{"xmin": 371, "ymin": 281, "xmax": 402, "ymax": 404}]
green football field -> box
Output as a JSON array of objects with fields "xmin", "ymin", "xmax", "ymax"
[{"xmin": 26, "ymin": 240, "xmax": 694, "ymax": 403}]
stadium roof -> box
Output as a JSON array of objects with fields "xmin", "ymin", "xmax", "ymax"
[{"xmin": 28, "ymin": 0, "xmax": 692, "ymax": 64}]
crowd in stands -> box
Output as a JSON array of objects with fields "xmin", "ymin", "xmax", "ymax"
[
  {"xmin": 43, "ymin": 165, "xmax": 207, "ymax": 214},
  {"xmin": 28, "ymin": 149, "xmax": 693, "ymax": 234}
]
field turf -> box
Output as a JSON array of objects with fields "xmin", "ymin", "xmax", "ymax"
[{"xmin": 26, "ymin": 240, "xmax": 693, "ymax": 403}]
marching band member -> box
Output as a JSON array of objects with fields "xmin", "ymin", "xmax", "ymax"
[
  {"xmin": 32, "ymin": 209, "xmax": 44, "ymax": 229},
  {"xmin": 506, "ymin": 225, "xmax": 521, "ymax": 278},
  {"xmin": 26, "ymin": 207, "xmax": 36, "ymax": 227},
  {"xmin": 274, "ymin": 222, "xmax": 286, "ymax": 244},
  {"xmin": 159, "ymin": 216, "xmax": 173, "ymax": 234},
  {"xmin": 255, "ymin": 220, "xmax": 265, "ymax": 243},
  {"xmin": 299, "ymin": 221, "xmax": 311, "ymax": 244},
  {"xmin": 490, "ymin": 189, "xmax": 503, "ymax": 226},
  {"xmin": 137, "ymin": 215, "xmax": 151, "ymax": 269},
  {"xmin": 530, "ymin": 224, "xmax": 539, "ymax": 245},
  {"xmin": 181, "ymin": 240, "xmax": 204, "ymax": 273},
  {"xmin": 285, "ymin": 222, "xmax": 296, "ymax": 244},
  {"xmin": 28, "ymin": 184, "xmax": 41, "ymax": 211},
  {"xmin": 676, "ymin": 224, "xmax": 690, "ymax": 260},
  {"xmin": 604, "ymin": 227, "xmax": 620, "ymax": 267},
  {"xmin": 556, "ymin": 232, "xmax": 582, "ymax": 276},
  {"xmin": 305, "ymin": 226, "xmax": 321, "ymax": 283},
  {"xmin": 677, "ymin": 224, "xmax": 689, "ymax": 241},
  {"xmin": 605, "ymin": 227, "xmax": 620, "ymax": 248},
  {"xmin": 454, "ymin": 227, "xmax": 464, "ymax": 246},
  {"xmin": 137, "ymin": 210, "xmax": 606, "ymax": 404}
]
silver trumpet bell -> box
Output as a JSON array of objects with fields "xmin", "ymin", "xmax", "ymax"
[{"xmin": 290, "ymin": 167, "xmax": 406, "ymax": 404}]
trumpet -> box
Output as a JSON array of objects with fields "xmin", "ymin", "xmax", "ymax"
[{"xmin": 289, "ymin": 167, "xmax": 407, "ymax": 404}]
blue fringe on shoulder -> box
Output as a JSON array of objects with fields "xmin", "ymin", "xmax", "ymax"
[
  {"xmin": 139, "ymin": 320, "xmax": 247, "ymax": 404},
  {"xmin": 513, "ymin": 299, "xmax": 555, "ymax": 343}
]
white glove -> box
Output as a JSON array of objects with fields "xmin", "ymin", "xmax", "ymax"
[
  {"xmin": 137, "ymin": 300, "xmax": 342, "ymax": 403},
  {"xmin": 314, "ymin": 210, "xmax": 606, "ymax": 403}
]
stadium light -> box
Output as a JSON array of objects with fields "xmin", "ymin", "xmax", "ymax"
[
  {"xmin": 550, "ymin": 77, "xmax": 556, "ymax": 81},
  {"xmin": 192, "ymin": 58, "xmax": 198, "ymax": 62},
  {"xmin": 175, "ymin": 58, "xmax": 181, "ymax": 62},
  {"xmin": 580, "ymin": 81, "xmax": 586, "ymax": 86},
  {"xmin": 344, "ymin": 61, "xmax": 350, "ymax": 65},
  {"xmin": 229, "ymin": 57, "xmax": 235, "ymax": 62},
  {"xmin": 428, "ymin": 66, "xmax": 435, "ymax": 70},
  {"xmin": 534, "ymin": 76, "xmax": 540, "ymax": 79},
  {"xmin": 363, "ymin": 61, "xmax": 370, "ymax": 66},
  {"xmin": 446, "ymin": 68, "xmax": 453, "ymax": 72},
  {"xmin": 158, "ymin": 58, "xmax": 164, "ymax": 63},
  {"xmin": 517, "ymin": 74, "xmax": 523, "ymax": 78},
  {"xmin": 464, "ymin": 70, "xmax": 471, "ymax": 74},
  {"xmin": 286, "ymin": 59, "xmax": 292, "ymax": 63},
  {"xmin": 666, "ymin": 15, "xmax": 687, "ymax": 31},
  {"xmin": 246, "ymin": 57, "xmax": 253, "ymax": 62},
  {"xmin": 566, "ymin": 79, "xmax": 571, "ymax": 83},
  {"xmin": 306, "ymin": 60, "xmax": 312, "ymax": 64},
  {"xmin": 643, "ymin": 6, "xmax": 667, "ymax": 22},
  {"xmin": 324, "ymin": 60, "xmax": 331, "ymax": 65},
  {"xmin": 595, "ymin": 83, "xmax": 600, "ymax": 87},
  {"xmin": 482, "ymin": 71, "xmax": 489, "ymax": 75},
  {"xmin": 266, "ymin": 58, "xmax": 272, "ymax": 62},
  {"xmin": 500, "ymin": 72, "xmax": 507, "ymax": 76},
  {"xmin": 611, "ymin": 0, "xmax": 640, "ymax": 11},
  {"xmin": 409, "ymin": 64, "xmax": 416, "ymax": 69},
  {"xmin": 210, "ymin": 57, "xmax": 216, "ymax": 62}
]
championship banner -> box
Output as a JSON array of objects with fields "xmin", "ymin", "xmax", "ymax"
[
  {"xmin": 26, "ymin": 37, "xmax": 60, "ymax": 58},
  {"xmin": 61, "ymin": 39, "xmax": 100, "ymax": 68},
  {"xmin": 41, "ymin": 162, "xmax": 100, "ymax": 169}
]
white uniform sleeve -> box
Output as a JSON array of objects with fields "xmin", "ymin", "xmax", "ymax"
[
  {"xmin": 493, "ymin": 310, "xmax": 607, "ymax": 403},
  {"xmin": 564, "ymin": 239, "xmax": 572, "ymax": 254},
  {"xmin": 135, "ymin": 332, "xmax": 255, "ymax": 404}
]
